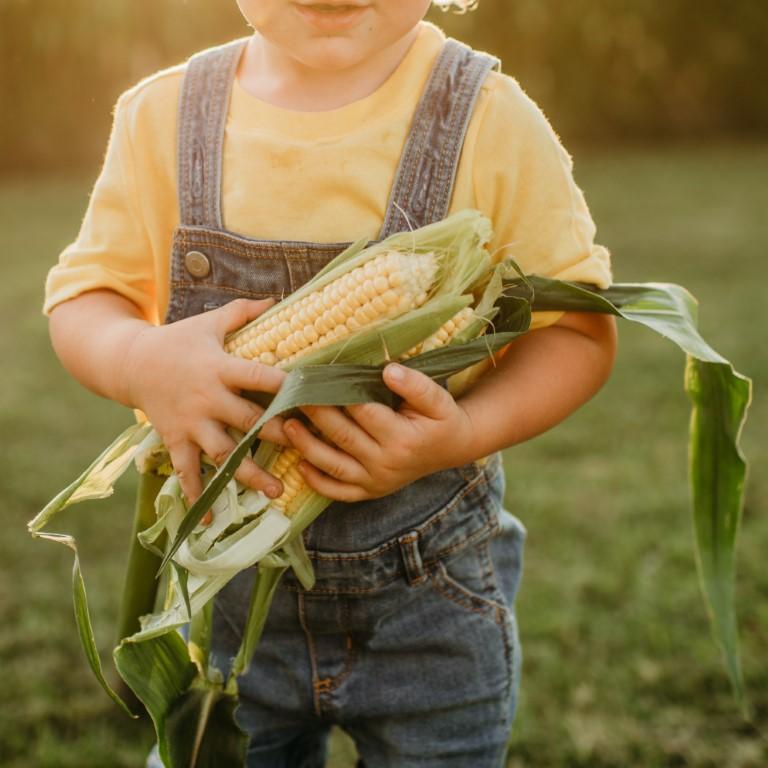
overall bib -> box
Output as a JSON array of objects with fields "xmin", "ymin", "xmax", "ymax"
[{"xmin": 149, "ymin": 36, "xmax": 526, "ymax": 768}]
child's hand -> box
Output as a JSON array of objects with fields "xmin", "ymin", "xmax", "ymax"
[
  {"xmin": 282, "ymin": 363, "xmax": 476, "ymax": 502},
  {"xmin": 121, "ymin": 299, "xmax": 288, "ymax": 503}
]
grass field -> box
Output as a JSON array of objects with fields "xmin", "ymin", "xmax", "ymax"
[{"xmin": 1, "ymin": 144, "xmax": 766, "ymax": 767}]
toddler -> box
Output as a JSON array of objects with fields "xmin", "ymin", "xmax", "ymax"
[{"xmin": 45, "ymin": 1, "xmax": 616, "ymax": 766}]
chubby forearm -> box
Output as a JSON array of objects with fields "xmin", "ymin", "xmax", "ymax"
[
  {"xmin": 455, "ymin": 312, "xmax": 617, "ymax": 463},
  {"xmin": 49, "ymin": 292, "xmax": 289, "ymax": 501},
  {"xmin": 48, "ymin": 289, "xmax": 152, "ymax": 407},
  {"xmin": 288, "ymin": 311, "xmax": 618, "ymax": 502}
]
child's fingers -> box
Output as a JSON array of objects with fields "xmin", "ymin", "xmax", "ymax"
[
  {"xmin": 196, "ymin": 422, "xmax": 283, "ymax": 499},
  {"xmin": 298, "ymin": 405, "xmax": 379, "ymax": 458},
  {"xmin": 232, "ymin": 456, "xmax": 283, "ymax": 500},
  {"xmin": 383, "ymin": 364, "xmax": 453, "ymax": 420},
  {"xmin": 343, "ymin": 401, "xmax": 401, "ymax": 442},
  {"xmin": 220, "ymin": 356, "xmax": 286, "ymax": 394},
  {"xmin": 296, "ymin": 460, "xmax": 368, "ymax": 503},
  {"xmin": 258, "ymin": 416, "xmax": 288, "ymax": 446},
  {"xmin": 283, "ymin": 418, "xmax": 368, "ymax": 485},
  {"xmin": 214, "ymin": 298, "xmax": 276, "ymax": 337},
  {"xmin": 216, "ymin": 393, "xmax": 289, "ymax": 446},
  {"xmin": 169, "ymin": 441, "xmax": 203, "ymax": 505}
]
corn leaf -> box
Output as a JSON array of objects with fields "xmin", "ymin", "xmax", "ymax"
[
  {"xmin": 130, "ymin": 572, "xmax": 234, "ymax": 644},
  {"xmin": 504, "ymin": 276, "xmax": 751, "ymax": 706},
  {"xmin": 230, "ymin": 565, "xmax": 288, "ymax": 680},
  {"xmin": 113, "ymin": 632, "xmax": 199, "ymax": 766},
  {"xmin": 173, "ymin": 508, "xmax": 291, "ymax": 577},
  {"xmin": 686, "ymin": 357, "xmax": 750, "ymax": 707},
  {"xmin": 31, "ymin": 532, "xmax": 137, "ymax": 717},
  {"xmin": 164, "ymin": 682, "xmax": 247, "ymax": 768},
  {"xmin": 280, "ymin": 536, "xmax": 315, "ymax": 591},
  {"xmin": 117, "ymin": 613, "xmax": 247, "ymax": 768},
  {"xmin": 117, "ymin": 472, "xmax": 166, "ymax": 641},
  {"xmin": 188, "ymin": 600, "xmax": 214, "ymax": 677},
  {"xmin": 171, "ymin": 563, "xmax": 192, "ymax": 622},
  {"xmin": 28, "ymin": 421, "xmax": 153, "ymax": 532}
]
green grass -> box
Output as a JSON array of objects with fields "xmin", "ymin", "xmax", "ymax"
[{"xmin": 1, "ymin": 145, "xmax": 766, "ymax": 767}]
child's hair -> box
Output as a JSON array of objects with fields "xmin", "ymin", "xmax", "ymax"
[{"xmin": 432, "ymin": 0, "xmax": 478, "ymax": 12}]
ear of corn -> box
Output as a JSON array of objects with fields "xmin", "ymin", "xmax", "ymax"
[
  {"xmin": 258, "ymin": 299, "xmax": 478, "ymax": 520},
  {"xmin": 225, "ymin": 250, "xmax": 439, "ymax": 365},
  {"xmin": 223, "ymin": 209, "xmax": 493, "ymax": 366},
  {"xmin": 221, "ymin": 214, "xmax": 496, "ymax": 533}
]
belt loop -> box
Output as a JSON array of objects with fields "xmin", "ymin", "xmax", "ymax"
[{"xmin": 398, "ymin": 531, "xmax": 428, "ymax": 586}]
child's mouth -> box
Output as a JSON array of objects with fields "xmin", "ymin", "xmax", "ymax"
[{"xmin": 294, "ymin": 2, "xmax": 369, "ymax": 31}]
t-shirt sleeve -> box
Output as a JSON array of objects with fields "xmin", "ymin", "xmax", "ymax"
[
  {"xmin": 471, "ymin": 74, "xmax": 612, "ymax": 328},
  {"xmin": 43, "ymin": 92, "xmax": 158, "ymax": 322}
]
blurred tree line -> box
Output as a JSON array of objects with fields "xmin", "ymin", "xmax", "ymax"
[{"xmin": 2, "ymin": 0, "xmax": 766, "ymax": 173}]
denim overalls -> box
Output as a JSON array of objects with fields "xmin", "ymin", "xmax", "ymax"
[{"xmin": 149, "ymin": 36, "xmax": 527, "ymax": 768}]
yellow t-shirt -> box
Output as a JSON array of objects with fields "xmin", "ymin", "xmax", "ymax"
[{"xmin": 44, "ymin": 22, "xmax": 611, "ymax": 330}]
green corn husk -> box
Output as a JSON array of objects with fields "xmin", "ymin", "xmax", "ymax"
[
  {"xmin": 225, "ymin": 208, "xmax": 493, "ymax": 360},
  {"xmin": 31, "ymin": 209, "xmax": 753, "ymax": 766}
]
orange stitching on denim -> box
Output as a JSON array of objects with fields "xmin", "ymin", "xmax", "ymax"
[
  {"xmin": 307, "ymin": 628, "xmax": 356, "ymax": 698},
  {"xmin": 176, "ymin": 239, "xmax": 298, "ymax": 260},
  {"xmin": 431, "ymin": 578, "xmax": 493, "ymax": 620},
  {"xmin": 176, "ymin": 234, "xmax": 348, "ymax": 261},
  {"xmin": 320, "ymin": 631, "xmax": 357, "ymax": 693},
  {"xmin": 177, "ymin": 228, "xmax": 350, "ymax": 252},
  {"xmin": 432, "ymin": 564, "xmax": 507, "ymax": 624},
  {"xmin": 168, "ymin": 280, "xmax": 285, "ymax": 298},
  {"xmin": 297, "ymin": 592, "xmax": 322, "ymax": 717}
]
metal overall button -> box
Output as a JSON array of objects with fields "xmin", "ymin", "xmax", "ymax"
[{"xmin": 184, "ymin": 250, "xmax": 211, "ymax": 278}]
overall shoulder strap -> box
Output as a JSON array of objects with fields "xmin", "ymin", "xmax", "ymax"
[
  {"xmin": 379, "ymin": 38, "xmax": 500, "ymax": 239},
  {"xmin": 177, "ymin": 39, "xmax": 247, "ymax": 228}
]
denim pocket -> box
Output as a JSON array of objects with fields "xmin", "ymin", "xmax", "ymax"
[
  {"xmin": 431, "ymin": 539, "xmax": 509, "ymax": 624},
  {"xmin": 427, "ymin": 538, "xmax": 519, "ymax": 722}
]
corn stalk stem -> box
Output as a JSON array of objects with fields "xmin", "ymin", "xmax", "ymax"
[{"xmin": 116, "ymin": 472, "xmax": 166, "ymax": 642}]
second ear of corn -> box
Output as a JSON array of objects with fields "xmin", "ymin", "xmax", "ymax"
[
  {"xmin": 267, "ymin": 447, "xmax": 306, "ymax": 516},
  {"xmin": 402, "ymin": 305, "xmax": 475, "ymax": 358},
  {"xmin": 253, "ymin": 303, "xmax": 478, "ymax": 518}
]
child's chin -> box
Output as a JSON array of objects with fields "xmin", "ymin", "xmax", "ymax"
[{"xmin": 295, "ymin": 38, "xmax": 372, "ymax": 72}]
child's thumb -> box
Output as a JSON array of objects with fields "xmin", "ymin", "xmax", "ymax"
[
  {"xmin": 217, "ymin": 298, "xmax": 276, "ymax": 335},
  {"xmin": 383, "ymin": 363, "xmax": 452, "ymax": 419}
]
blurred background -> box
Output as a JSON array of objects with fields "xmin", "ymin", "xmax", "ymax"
[
  {"xmin": 3, "ymin": 0, "xmax": 768, "ymax": 172},
  {"xmin": 1, "ymin": 1, "xmax": 766, "ymax": 766}
]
